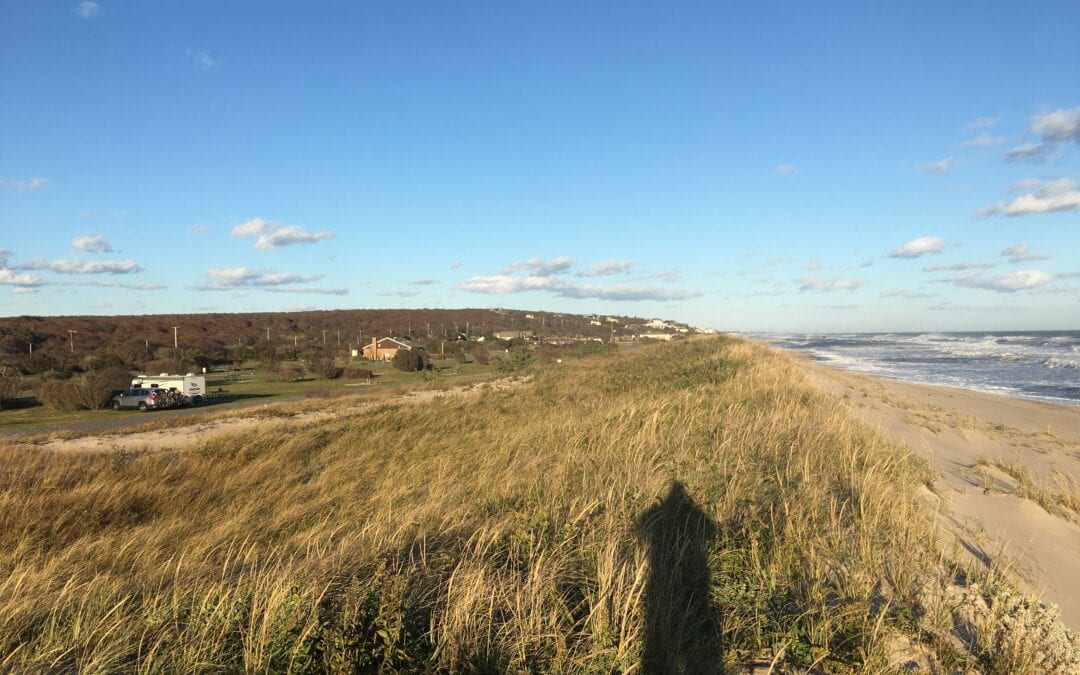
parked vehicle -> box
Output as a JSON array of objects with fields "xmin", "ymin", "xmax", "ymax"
[
  {"xmin": 110, "ymin": 388, "xmax": 163, "ymax": 411},
  {"xmin": 130, "ymin": 373, "xmax": 207, "ymax": 405}
]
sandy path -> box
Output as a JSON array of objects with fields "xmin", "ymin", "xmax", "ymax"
[
  {"xmin": 14, "ymin": 377, "xmax": 525, "ymax": 455},
  {"xmin": 800, "ymin": 359, "xmax": 1080, "ymax": 629}
]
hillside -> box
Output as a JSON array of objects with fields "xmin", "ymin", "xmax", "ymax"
[
  {"xmin": 1, "ymin": 337, "xmax": 1076, "ymax": 672},
  {"xmin": 0, "ymin": 308, "xmax": 680, "ymax": 367}
]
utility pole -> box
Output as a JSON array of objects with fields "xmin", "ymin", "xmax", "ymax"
[
  {"xmin": 172, "ymin": 326, "xmax": 178, "ymax": 349},
  {"xmin": 67, "ymin": 329, "xmax": 77, "ymax": 353},
  {"xmin": 266, "ymin": 327, "xmax": 271, "ymax": 342},
  {"xmin": 426, "ymin": 323, "xmax": 431, "ymax": 338},
  {"xmin": 322, "ymin": 330, "xmax": 327, "ymax": 346}
]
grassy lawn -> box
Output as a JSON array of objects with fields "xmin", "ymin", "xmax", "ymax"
[{"xmin": 0, "ymin": 357, "xmax": 496, "ymax": 433}]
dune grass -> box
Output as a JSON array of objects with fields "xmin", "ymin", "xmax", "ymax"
[{"xmin": 0, "ymin": 337, "xmax": 1070, "ymax": 672}]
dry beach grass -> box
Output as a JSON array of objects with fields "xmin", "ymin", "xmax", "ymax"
[{"xmin": 1, "ymin": 337, "xmax": 1076, "ymax": 672}]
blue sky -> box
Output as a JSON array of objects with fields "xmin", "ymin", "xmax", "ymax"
[{"xmin": 1, "ymin": 1, "xmax": 1078, "ymax": 332}]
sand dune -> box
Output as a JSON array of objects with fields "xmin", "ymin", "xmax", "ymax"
[{"xmin": 802, "ymin": 359, "xmax": 1080, "ymax": 629}]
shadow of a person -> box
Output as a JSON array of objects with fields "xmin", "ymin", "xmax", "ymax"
[{"xmin": 636, "ymin": 482, "xmax": 722, "ymax": 674}]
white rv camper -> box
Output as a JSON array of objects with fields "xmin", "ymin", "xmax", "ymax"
[{"xmin": 131, "ymin": 373, "xmax": 207, "ymax": 404}]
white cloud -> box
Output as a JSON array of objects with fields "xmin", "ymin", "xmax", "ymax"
[
  {"xmin": 0, "ymin": 177, "xmax": 48, "ymax": 191},
  {"xmin": 631, "ymin": 267, "xmax": 680, "ymax": 283},
  {"xmin": 231, "ymin": 218, "xmax": 334, "ymax": 249},
  {"xmin": 189, "ymin": 224, "xmax": 211, "ymax": 236},
  {"xmin": 774, "ymin": 164, "xmax": 799, "ymax": 175},
  {"xmin": 0, "ymin": 268, "xmax": 41, "ymax": 288},
  {"xmin": 1004, "ymin": 142, "xmax": 1051, "ymax": 162},
  {"xmin": 920, "ymin": 158, "xmax": 955, "ymax": 174},
  {"xmin": 1008, "ymin": 178, "xmax": 1042, "ymax": 192},
  {"xmin": 254, "ymin": 225, "xmax": 334, "ymax": 249},
  {"xmin": 1030, "ymin": 107, "xmax": 1080, "ymax": 144},
  {"xmin": 975, "ymin": 177, "xmax": 1080, "ymax": 218},
  {"xmin": 803, "ymin": 258, "xmax": 823, "ymax": 271},
  {"xmin": 22, "ymin": 258, "xmax": 141, "ymax": 274},
  {"xmin": 60, "ymin": 280, "xmax": 165, "ymax": 291},
  {"xmin": 72, "ymin": 234, "xmax": 113, "ymax": 252},
  {"xmin": 797, "ymin": 277, "xmax": 864, "ymax": 292},
  {"xmin": 264, "ymin": 286, "xmax": 349, "ymax": 296},
  {"xmin": 965, "ymin": 116, "xmax": 999, "ymax": 131},
  {"xmin": 231, "ymin": 218, "xmax": 272, "ymax": 237},
  {"xmin": 195, "ymin": 51, "xmax": 216, "ymax": 70},
  {"xmin": 1000, "ymin": 243, "xmax": 1050, "ymax": 263},
  {"xmin": 500, "ymin": 256, "xmax": 575, "ymax": 277},
  {"xmin": 74, "ymin": 2, "xmax": 99, "ymax": 19},
  {"xmin": 923, "ymin": 262, "xmax": 994, "ymax": 272},
  {"xmin": 1001, "ymin": 108, "xmax": 1080, "ymax": 163},
  {"xmin": 880, "ymin": 289, "xmax": 936, "ymax": 299},
  {"xmin": 410, "ymin": 278, "xmax": 439, "ymax": 286},
  {"xmin": 449, "ymin": 261, "xmax": 462, "ymax": 270},
  {"xmin": 887, "ymin": 236, "xmax": 948, "ymax": 259},
  {"xmin": 947, "ymin": 269, "xmax": 1057, "ymax": 293},
  {"xmin": 457, "ymin": 274, "xmax": 700, "ymax": 301},
  {"xmin": 462, "ymin": 256, "xmax": 698, "ymax": 300},
  {"xmin": 764, "ymin": 257, "xmax": 784, "ymax": 267},
  {"xmin": 577, "ymin": 259, "xmax": 633, "ymax": 277},
  {"xmin": 205, "ymin": 267, "xmax": 321, "ymax": 287},
  {"xmin": 961, "ymin": 134, "xmax": 1006, "ymax": 148}
]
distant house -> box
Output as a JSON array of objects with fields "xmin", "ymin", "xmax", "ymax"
[
  {"xmin": 494, "ymin": 330, "xmax": 534, "ymax": 340},
  {"xmin": 362, "ymin": 337, "xmax": 416, "ymax": 361}
]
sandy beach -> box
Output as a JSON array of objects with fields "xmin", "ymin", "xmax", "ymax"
[{"xmin": 797, "ymin": 353, "xmax": 1080, "ymax": 630}]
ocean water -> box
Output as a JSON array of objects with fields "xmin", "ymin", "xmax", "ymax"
[{"xmin": 757, "ymin": 331, "xmax": 1080, "ymax": 406}]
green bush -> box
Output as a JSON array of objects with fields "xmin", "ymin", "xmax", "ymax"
[
  {"xmin": 494, "ymin": 349, "xmax": 532, "ymax": 373},
  {"xmin": 391, "ymin": 349, "xmax": 427, "ymax": 372}
]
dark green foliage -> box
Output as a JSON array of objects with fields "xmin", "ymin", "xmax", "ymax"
[
  {"xmin": 341, "ymin": 367, "xmax": 375, "ymax": 380},
  {"xmin": 494, "ymin": 349, "xmax": 532, "ymax": 373},
  {"xmin": 392, "ymin": 349, "xmax": 427, "ymax": 373}
]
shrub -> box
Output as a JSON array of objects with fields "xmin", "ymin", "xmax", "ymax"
[
  {"xmin": 391, "ymin": 349, "xmax": 427, "ymax": 372},
  {"xmin": 275, "ymin": 364, "xmax": 306, "ymax": 382},
  {"xmin": 494, "ymin": 349, "xmax": 532, "ymax": 373},
  {"xmin": 341, "ymin": 367, "xmax": 375, "ymax": 380},
  {"xmin": 0, "ymin": 376, "xmax": 23, "ymax": 409},
  {"xmin": 38, "ymin": 368, "xmax": 130, "ymax": 410},
  {"xmin": 306, "ymin": 350, "xmax": 343, "ymax": 380},
  {"xmin": 141, "ymin": 358, "xmax": 182, "ymax": 375},
  {"xmin": 469, "ymin": 344, "xmax": 490, "ymax": 365}
]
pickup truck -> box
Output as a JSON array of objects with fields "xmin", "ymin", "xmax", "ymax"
[{"xmin": 110, "ymin": 388, "xmax": 162, "ymax": 411}]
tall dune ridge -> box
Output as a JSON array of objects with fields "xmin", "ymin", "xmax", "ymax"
[{"xmin": 1, "ymin": 337, "xmax": 1077, "ymax": 672}]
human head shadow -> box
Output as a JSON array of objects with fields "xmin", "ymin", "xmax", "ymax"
[{"xmin": 635, "ymin": 481, "xmax": 722, "ymax": 674}]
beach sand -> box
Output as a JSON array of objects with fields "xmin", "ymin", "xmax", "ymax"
[{"xmin": 797, "ymin": 354, "xmax": 1080, "ymax": 629}]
